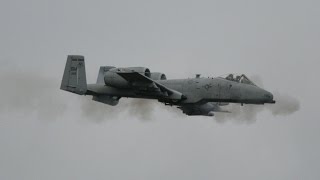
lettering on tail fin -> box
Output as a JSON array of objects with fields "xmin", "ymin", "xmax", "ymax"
[{"xmin": 60, "ymin": 55, "xmax": 87, "ymax": 95}]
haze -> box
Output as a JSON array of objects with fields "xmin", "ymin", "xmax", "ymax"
[{"xmin": 0, "ymin": 0, "xmax": 319, "ymax": 179}]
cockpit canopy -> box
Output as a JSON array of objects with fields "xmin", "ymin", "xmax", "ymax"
[{"xmin": 219, "ymin": 74, "xmax": 257, "ymax": 86}]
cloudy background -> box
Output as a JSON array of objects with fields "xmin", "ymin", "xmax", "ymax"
[{"xmin": 0, "ymin": 0, "xmax": 319, "ymax": 179}]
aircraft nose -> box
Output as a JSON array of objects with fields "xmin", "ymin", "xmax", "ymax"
[{"xmin": 263, "ymin": 91, "xmax": 275, "ymax": 103}]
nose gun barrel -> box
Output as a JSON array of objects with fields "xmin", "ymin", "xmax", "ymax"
[{"xmin": 265, "ymin": 91, "xmax": 276, "ymax": 104}]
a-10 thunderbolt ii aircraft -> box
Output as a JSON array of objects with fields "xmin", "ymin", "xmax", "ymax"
[{"xmin": 61, "ymin": 55, "xmax": 275, "ymax": 116}]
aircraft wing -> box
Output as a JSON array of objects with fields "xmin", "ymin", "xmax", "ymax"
[{"xmin": 117, "ymin": 71, "xmax": 184, "ymax": 100}]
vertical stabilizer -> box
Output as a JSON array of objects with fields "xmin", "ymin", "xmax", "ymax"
[
  {"xmin": 96, "ymin": 66, "xmax": 115, "ymax": 84},
  {"xmin": 60, "ymin": 55, "xmax": 87, "ymax": 95}
]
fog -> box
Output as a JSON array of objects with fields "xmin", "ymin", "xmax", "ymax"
[{"xmin": 0, "ymin": 0, "xmax": 319, "ymax": 180}]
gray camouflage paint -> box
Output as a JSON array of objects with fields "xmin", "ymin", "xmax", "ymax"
[{"xmin": 61, "ymin": 55, "xmax": 274, "ymax": 116}]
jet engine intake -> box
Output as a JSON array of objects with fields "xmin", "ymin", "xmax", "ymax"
[{"xmin": 150, "ymin": 72, "xmax": 167, "ymax": 80}]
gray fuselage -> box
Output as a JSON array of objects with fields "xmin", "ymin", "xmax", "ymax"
[
  {"xmin": 61, "ymin": 55, "xmax": 275, "ymax": 116},
  {"xmin": 87, "ymin": 77, "xmax": 274, "ymax": 105}
]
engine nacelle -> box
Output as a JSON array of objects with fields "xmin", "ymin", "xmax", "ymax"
[
  {"xmin": 150, "ymin": 72, "xmax": 167, "ymax": 80},
  {"xmin": 104, "ymin": 67, "xmax": 151, "ymax": 88}
]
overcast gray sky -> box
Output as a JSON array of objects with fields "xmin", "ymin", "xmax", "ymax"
[{"xmin": 0, "ymin": 0, "xmax": 319, "ymax": 179}]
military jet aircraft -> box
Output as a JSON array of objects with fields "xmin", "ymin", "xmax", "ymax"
[{"xmin": 61, "ymin": 55, "xmax": 275, "ymax": 116}]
